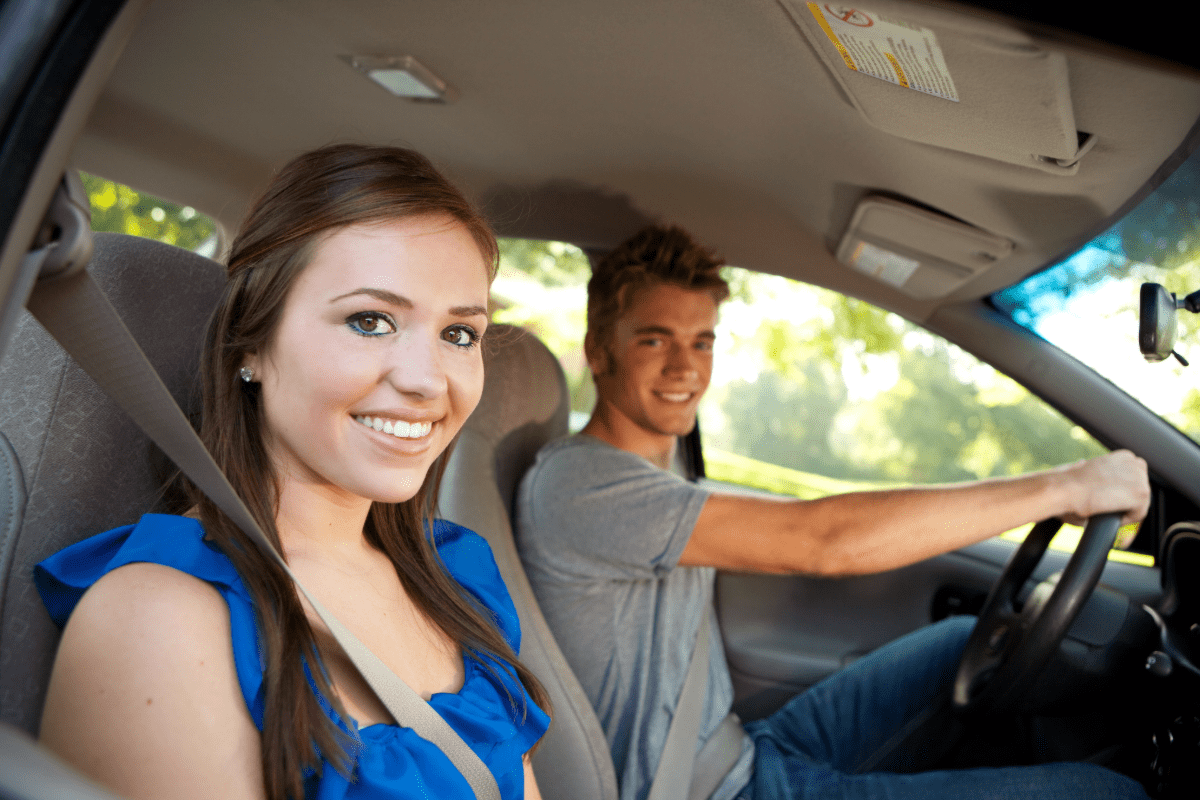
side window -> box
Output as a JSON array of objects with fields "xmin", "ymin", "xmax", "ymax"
[
  {"xmin": 492, "ymin": 238, "xmax": 594, "ymax": 431},
  {"xmin": 81, "ymin": 172, "xmax": 218, "ymax": 256},
  {"xmin": 699, "ymin": 268, "xmax": 1149, "ymax": 564},
  {"xmin": 488, "ymin": 244, "xmax": 1149, "ymax": 564}
]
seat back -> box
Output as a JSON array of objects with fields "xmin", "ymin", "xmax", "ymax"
[
  {"xmin": 0, "ymin": 232, "xmax": 227, "ymax": 733},
  {"xmin": 439, "ymin": 325, "xmax": 618, "ymax": 800}
]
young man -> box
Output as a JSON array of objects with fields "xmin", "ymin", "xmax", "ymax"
[{"xmin": 515, "ymin": 225, "xmax": 1150, "ymax": 800}]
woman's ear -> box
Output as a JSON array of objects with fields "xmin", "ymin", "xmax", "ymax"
[{"xmin": 239, "ymin": 353, "xmax": 261, "ymax": 384}]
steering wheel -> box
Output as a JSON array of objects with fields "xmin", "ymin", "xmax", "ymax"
[{"xmin": 953, "ymin": 513, "xmax": 1122, "ymax": 714}]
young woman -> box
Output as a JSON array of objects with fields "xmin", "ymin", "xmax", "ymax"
[{"xmin": 34, "ymin": 145, "xmax": 549, "ymax": 800}]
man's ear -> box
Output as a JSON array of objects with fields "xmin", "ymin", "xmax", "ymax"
[{"xmin": 584, "ymin": 330, "xmax": 608, "ymax": 376}]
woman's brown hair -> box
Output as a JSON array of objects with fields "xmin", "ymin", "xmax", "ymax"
[{"xmin": 181, "ymin": 144, "xmax": 549, "ymax": 799}]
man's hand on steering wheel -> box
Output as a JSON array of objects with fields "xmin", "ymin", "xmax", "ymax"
[{"xmin": 1053, "ymin": 449, "xmax": 1150, "ymax": 528}]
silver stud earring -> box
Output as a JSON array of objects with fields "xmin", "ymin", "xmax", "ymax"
[{"xmin": 238, "ymin": 366, "xmax": 254, "ymax": 383}]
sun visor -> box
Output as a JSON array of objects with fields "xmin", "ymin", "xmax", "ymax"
[
  {"xmin": 837, "ymin": 196, "xmax": 1014, "ymax": 299},
  {"xmin": 781, "ymin": 1, "xmax": 1093, "ymax": 175}
]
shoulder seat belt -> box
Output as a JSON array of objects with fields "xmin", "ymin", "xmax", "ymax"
[
  {"xmin": 20, "ymin": 187, "xmax": 501, "ymax": 800},
  {"xmin": 647, "ymin": 606, "xmax": 750, "ymax": 800}
]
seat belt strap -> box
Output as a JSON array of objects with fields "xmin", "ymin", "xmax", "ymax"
[
  {"xmin": 646, "ymin": 606, "xmax": 712, "ymax": 800},
  {"xmin": 647, "ymin": 605, "xmax": 752, "ymax": 800},
  {"xmin": 26, "ymin": 264, "xmax": 501, "ymax": 800},
  {"xmin": 688, "ymin": 712, "xmax": 746, "ymax": 800}
]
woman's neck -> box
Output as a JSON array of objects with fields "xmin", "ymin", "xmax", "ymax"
[{"xmin": 273, "ymin": 475, "xmax": 375, "ymax": 564}]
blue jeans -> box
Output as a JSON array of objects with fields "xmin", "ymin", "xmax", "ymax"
[{"xmin": 740, "ymin": 616, "xmax": 1147, "ymax": 799}]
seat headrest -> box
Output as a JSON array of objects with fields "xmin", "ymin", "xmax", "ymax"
[{"xmin": 466, "ymin": 325, "xmax": 570, "ymax": 515}]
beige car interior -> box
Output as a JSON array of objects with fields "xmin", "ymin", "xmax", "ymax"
[
  {"xmin": 74, "ymin": 0, "xmax": 1200, "ymax": 316},
  {"xmin": 3, "ymin": 0, "xmax": 1200, "ymax": 798},
  {"xmin": 59, "ymin": 0, "xmax": 1200, "ymax": 493}
]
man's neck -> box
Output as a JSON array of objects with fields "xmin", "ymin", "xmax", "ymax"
[{"xmin": 581, "ymin": 404, "xmax": 676, "ymax": 470}]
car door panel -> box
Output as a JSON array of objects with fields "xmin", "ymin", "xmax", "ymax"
[{"xmin": 717, "ymin": 537, "xmax": 1163, "ymax": 720}]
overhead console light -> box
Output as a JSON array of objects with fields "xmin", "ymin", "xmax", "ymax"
[
  {"xmin": 837, "ymin": 196, "xmax": 1013, "ymax": 299},
  {"xmin": 343, "ymin": 55, "xmax": 456, "ymax": 103}
]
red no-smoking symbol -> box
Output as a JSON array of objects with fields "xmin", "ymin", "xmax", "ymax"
[{"xmin": 824, "ymin": 5, "xmax": 874, "ymax": 26}]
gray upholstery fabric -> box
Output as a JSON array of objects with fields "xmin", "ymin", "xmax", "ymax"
[
  {"xmin": 440, "ymin": 325, "xmax": 618, "ymax": 800},
  {"xmin": 0, "ymin": 232, "xmax": 226, "ymax": 733}
]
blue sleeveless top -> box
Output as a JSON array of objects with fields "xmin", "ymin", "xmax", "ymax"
[{"xmin": 34, "ymin": 513, "xmax": 549, "ymax": 800}]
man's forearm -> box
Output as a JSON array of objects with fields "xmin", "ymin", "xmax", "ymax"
[{"xmin": 680, "ymin": 450, "xmax": 1149, "ymax": 576}]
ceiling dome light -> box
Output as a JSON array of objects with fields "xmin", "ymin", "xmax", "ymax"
[{"xmin": 343, "ymin": 55, "xmax": 455, "ymax": 103}]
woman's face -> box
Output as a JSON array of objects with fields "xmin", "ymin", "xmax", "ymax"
[{"xmin": 247, "ymin": 214, "xmax": 490, "ymax": 506}]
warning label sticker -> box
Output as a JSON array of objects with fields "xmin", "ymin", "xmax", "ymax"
[{"xmin": 806, "ymin": 3, "xmax": 959, "ymax": 102}]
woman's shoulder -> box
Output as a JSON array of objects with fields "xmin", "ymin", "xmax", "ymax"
[
  {"xmin": 33, "ymin": 512, "xmax": 250, "ymax": 672},
  {"xmin": 66, "ymin": 558, "xmax": 231, "ymax": 652},
  {"xmin": 39, "ymin": 558, "xmax": 264, "ymax": 800},
  {"xmin": 430, "ymin": 520, "xmax": 503, "ymax": 595},
  {"xmin": 35, "ymin": 513, "xmax": 246, "ymax": 626},
  {"xmin": 36, "ymin": 513, "xmax": 270, "ymax": 728}
]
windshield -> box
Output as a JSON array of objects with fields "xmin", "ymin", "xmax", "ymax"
[{"xmin": 992, "ymin": 143, "xmax": 1200, "ymax": 443}]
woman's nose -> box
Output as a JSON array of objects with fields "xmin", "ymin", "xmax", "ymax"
[{"xmin": 387, "ymin": 330, "xmax": 447, "ymax": 398}]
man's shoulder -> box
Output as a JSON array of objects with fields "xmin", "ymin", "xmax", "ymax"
[{"xmin": 528, "ymin": 434, "xmax": 652, "ymax": 485}]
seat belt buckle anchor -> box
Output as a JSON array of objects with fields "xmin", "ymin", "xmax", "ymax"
[{"xmin": 33, "ymin": 170, "xmax": 94, "ymax": 283}]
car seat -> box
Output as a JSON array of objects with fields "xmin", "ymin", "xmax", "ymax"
[
  {"xmin": 439, "ymin": 325, "xmax": 619, "ymax": 800},
  {"xmin": 0, "ymin": 231, "xmax": 618, "ymax": 800},
  {"xmin": 0, "ymin": 232, "xmax": 226, "ymax": 735}
]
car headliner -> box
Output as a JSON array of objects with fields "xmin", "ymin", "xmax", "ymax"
[{"xmin": 66, "ymin": 0, "xmax": 1200, "ymax": 327}]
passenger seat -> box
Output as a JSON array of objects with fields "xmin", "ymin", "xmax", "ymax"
[{"xmin": 0, "ymin": 232, "xmax": 618, "ymax": 800}]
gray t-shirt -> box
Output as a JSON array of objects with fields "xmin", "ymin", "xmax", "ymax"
[{"xmin": 516, "ymin": 435, "xmax": 754, "ymax": 800}]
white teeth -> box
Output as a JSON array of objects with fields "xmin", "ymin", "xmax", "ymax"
[
  {"xmin": 657, "ymin": 392, "xmax": 691, "ymax": 402},
  {"xmin": 355, "ymin": 415, "xmax": 432, "ymax": 439}
]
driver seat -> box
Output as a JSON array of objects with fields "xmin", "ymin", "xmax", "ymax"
[{"xmin": 439, "ymin": 325, "xmax": 619, "ymax": 800}]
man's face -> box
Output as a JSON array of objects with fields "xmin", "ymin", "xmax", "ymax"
[{"xmin": 591, "ymin": 282, "xmax": 719, "ymax": 445}]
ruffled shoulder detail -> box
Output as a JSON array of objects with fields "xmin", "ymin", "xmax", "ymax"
[
  {"xmin": 430, "ymin": 519, "xmax": 522, "ymax": 655},
  {"xmin": 34, "ymin": 514, "xmax": 267, "ymax": 726}
]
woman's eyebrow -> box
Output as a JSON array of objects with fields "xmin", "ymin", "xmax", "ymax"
[
  {"xmin": 331, "ymin": 287, "xmax": 411, "ymax": 306},
  {"xmin": 330, "ymin": 288, "xmax": 487, "ymax": 318}
]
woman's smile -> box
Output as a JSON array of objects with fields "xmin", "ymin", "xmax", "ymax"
[{"xmin": 352, "ymin": 414, "xmax": 435, "ymax": 440}]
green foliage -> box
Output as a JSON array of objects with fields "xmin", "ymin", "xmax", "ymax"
[
  {"xmin": 702, "ymin": 268, "xmax": 1105, "ymax": 487},
  {"xmin": 838, "ymin": 337, "xmax": 1104, "ymax": 483},
  {"xmin": 492, "ymin": 238, "xmax": 594, "ymax": 417},
  {"xmin": 819, "ymin": 294, "xmax": 905, "ymax": 361},
  {"xmin": 82, "ymin": 173, "xmax": 215, "ymax": 251},
  {"xmin": 715, "ymin": 366, "xmax": 851, "ymax": 479},
  {"xmin": 496, "ymin": 238, "xmax": 590, "ymax": 287},
  {"xmin": 704, "ymin": 447, "xmax": 896, "ymax": 500}
]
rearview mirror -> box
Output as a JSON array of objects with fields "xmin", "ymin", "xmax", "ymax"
[{"xmin": 1140, "ymin": 283, "xmax": 1179, "ymax": 362}]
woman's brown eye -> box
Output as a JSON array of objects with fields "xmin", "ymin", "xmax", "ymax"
[
  {"xmin": 346, "ymin": 312, "xmax": 396, "ymax": 337},
  {"xmin": 443, "ymin": 326, "xmax": 479, "ymax": 348}
]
